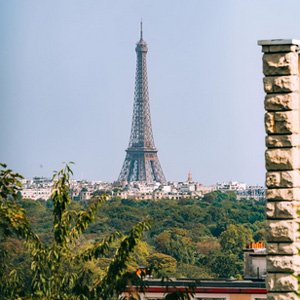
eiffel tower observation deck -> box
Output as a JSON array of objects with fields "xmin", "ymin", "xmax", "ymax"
[{"xmin": 118, "ymin": 23, "xmax": 166, "ymax": 184}]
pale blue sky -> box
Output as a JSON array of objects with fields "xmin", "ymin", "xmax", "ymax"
[{"xmin": 1, "ymin": 0, "xmax": 299, "ymax": 184}]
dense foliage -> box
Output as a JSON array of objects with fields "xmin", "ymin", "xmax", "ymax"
[
  {"xmin": 17, "ymin": 190, "xmax": 265, "ymax": 281},
  {"xmin": 0, "ymin": 164, "xmax": 149, "ymax": 299},
  {"xmin": 0, "ymin": 162, "xmax": 266, "ymax": 299}
]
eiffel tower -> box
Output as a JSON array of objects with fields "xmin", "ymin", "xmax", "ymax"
[{"xmin": 118, "ymin": 23, "xmax": 166, "ymax": 184}]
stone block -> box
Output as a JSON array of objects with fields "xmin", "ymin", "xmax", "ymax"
[
  {"xmin": 276, "ymin": 201, "xmax": 297, "ymax": 218},
  {"xmin": 266, "ymin": 220, "xmax": 298, "ymax": 242},
  {"xmin": 263, "ymin": 52, "xmax": 298, "ymax": 75},
  {"xmin": 262, "ymin": 46, "xmax": 270, "ymax": 52},
  {"xmin": 266, "ymin": 201, "xmax": 276, "ymax": 217},
  {"xmin": 281, "ymin": 170, "xmax": 300, "ymax": 187},
  {"xmin": 269, "ymin": 45, "xmax": 299, "ymax": 53},
  {"xmin": 263, "ymin": 76, "xmax": 299, "ymax": 93},
  {"xmin": 274, "ymin": 111, "xmax": 300, "ymax": 133},
  {"xmin": 266, "ymin": 171, "xmax": 300, "ymax": 188},
  {"xmin": 279, "ymin": 243, "xmax": 300, "ymax": 255},
  {"xmin": 267, "ymin": 243, "xmax": 278, "ymax": 254},
  {"xmin": 265, "ymin": 112, "xmax": 275, "ymax": 133},
  {"xmin": 265, "ymin": 148, "xmax": 300, "ymax": 171},
  {"xmin": 266, "ymin": 172, "xmax": 281, "ymax": 187},
  {"xmin": 265, "ymin": 111, "xmax": 299, "ymax": 134},
  {"xmin": 266, "ymin": 201, "xmax": 297, "ymax": 219},
  {"xmin": 267, "ymin": 255, "xmax": 300, "ymax": 273},
  {"xmin": 266, "ymin": 188, "xmax": 300, "ymax": 201},
  {"xmin": 265, "ymin": 93, "xmax": 299, "ymax": 111},
  {"xmin": 267, "ymin": 292, "xmax": 299, "ymax": 300},
  {"xmin": 266, "ymin": 273, "xmax": 298, "ymax": 292},
  {"xmin": 267, "ymin": 242, "xmax": 299, "ymax": 255},
  {"xmin": 266, "ymin": 135, "xmax": 300, "ymax": 148}
]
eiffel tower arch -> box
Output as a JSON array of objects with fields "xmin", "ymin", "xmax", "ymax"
[{"xmin": 118, "ymin": 23, "xmax": 166, "ymax": 184}]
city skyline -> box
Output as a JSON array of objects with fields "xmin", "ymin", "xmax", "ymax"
[{"xmin": 2, "ymin": 1, "xmax": 300, "ymax": 185}]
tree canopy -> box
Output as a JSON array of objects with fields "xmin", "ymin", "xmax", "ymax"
[
  {"xmin": 0, "ymin": 163, "xmax": 266, "ymax": 298},
  {"xmin": 0, "ymin": 163, "xmax": 149, "ymax": 299}
]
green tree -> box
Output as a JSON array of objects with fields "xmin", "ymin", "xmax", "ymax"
[
  {"xmin": 207, "ymin": 252, "xmax": 242, "ymax": 278},
  {"xmin": 155, "ymin": 229, "xmax": 195, "ymax": 264},
  {"xmin": 147, "ymin": 252, "xmax": 177, "ymax": 276},
  {"xmin": 219, "ymin": 224, "xmax": 253, "ymax": 258},
  {"xmin": 0, "ymin": 163, "xmax": 149, "ymax": 299},
  {"xmin": 128, "ymin": 240, "xmax": 153, "ymax": 269},
  {"xmin": 0, "ymin": 163, "xmax": 31, "ymax": 299}
]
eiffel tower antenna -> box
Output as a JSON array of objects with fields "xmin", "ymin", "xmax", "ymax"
[{"xmin": 118, "ymin": 24, "xmax": 166, "ymax": 184}]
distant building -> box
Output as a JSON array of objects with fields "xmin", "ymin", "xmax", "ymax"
[
  {"xmin": 237, "ymin": 186, "xmax": 265, "ymax": 201},
  {"xmin": 20, "ymin": 175, "xmax": 263, "ymax": 202},
  {"xmin": 187, "ymin": 171, "xmax": 193, "ymax": 183},
  {"xmin": 244, "ymin": 242, "xmax": 266, "ymax": 280},
  {"xmin": 21, "ymin": 176, "xmax": 52, "ymax": 200},
  {"xmin": 215, "ymin": 181, "xmax": 265, "ymax": 201},
  {"xmin": 216, "ymin": 181, "xmax": 247, "ymax": 191},
  {"xmin": 21, "ymin": 188, "xmax": 52, "ymax": 201}
]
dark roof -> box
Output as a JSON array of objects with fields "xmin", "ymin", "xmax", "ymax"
[{"xmin": 142, "ymin": 279, "xmax": 265, "ymax": 289}]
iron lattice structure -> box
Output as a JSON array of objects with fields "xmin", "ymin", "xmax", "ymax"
[{"xmin": 118, "ymin": 24, "xmax": 166, "ymax": 184}]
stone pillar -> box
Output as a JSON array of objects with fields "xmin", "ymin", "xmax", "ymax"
[{"xmin": 258, "ymin": 39, "xmax": 300, "ymax": 300}]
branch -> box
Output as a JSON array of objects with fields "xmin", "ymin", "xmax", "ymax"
[
  {"xmin": 98, "ymin": 220, "xmax": 150, "ymax": 299},
  {"xmin": 68, "ymin": 195, "xmax": 107, "ymax": 243}
]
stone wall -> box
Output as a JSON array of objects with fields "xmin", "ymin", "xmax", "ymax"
[{"xmin": 258, "ymin": 39, "xmax": 300, "ymax": 300}]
